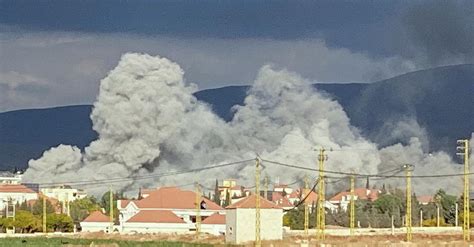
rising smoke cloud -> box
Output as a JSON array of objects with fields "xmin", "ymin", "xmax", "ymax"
[{"xmin": 23, "ymin": 53, "xmax": 469, "ymax": 196}]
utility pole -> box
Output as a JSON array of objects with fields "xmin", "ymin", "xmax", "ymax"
[
  {"xmin": 316, "ymin": 148, "xmax": 327, "ymax": 240},
  {"xmin": 304, "ymin": 175, "xmax": 309, "ymax": 237},
  {"xmin": 109, "ymin": 187, "xmax": 113, "ymax": 233},
  {"xmin": 455, "ymin": 203, "xmax": 458, "ymax": 227},
  {"xmin": 350, "ymin": 175, "xmax": 355, "ymax": 236},
  {"xmin": 420, "ymin": 209, "xmax": 423, "ymax": 227},
  {"xmin": 264, "ymin": 176, "xmax": 268, "ymax": 200},
  {"xmin": 457, "ymin": 139, "xmax": 470, "ymax": 241},
  {"xmin": 195, "ymin": 183, "xmax": 201, "ymax": 238},
  {"xmin": 255, "ymin": 157, "xmax": 262, "ymax": 247},
  {"xmin": 43, "ymin": 196, "xmax": 47, "ymax": 234},
  {"xmin": 404, "ymin": 164, "xmax": 413, "ymax": 241},
  {"xmin": 437, "ymin": 206, "xmax": 440, "ymax": 227}
]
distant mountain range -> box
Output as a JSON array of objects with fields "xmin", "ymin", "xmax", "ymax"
[{"xmin": 0, "ymin": 64, "xmax": 473, "ymax": 170}]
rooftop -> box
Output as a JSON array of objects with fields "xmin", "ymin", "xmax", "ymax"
[
  {"xmin": 0, "ymin": 184, "xmax": 36, "ymax": 193},
  {"xmin": 82, "ymin": 211, "xmax": 110, "ymax": 223},
  {"xmin": 126, "ymin": 210, "xmax": 185, "ymax": 224},
  {"xmin": 202, "ymin": 212, "xmax": 226, "ymax": 225},
  {"xmin": 226, "ymin": 194, "xmax": 281, "ymax": 209},
  {"xmin": 133, "ymin": 187, "xmax": 223, "ymax": 210}
]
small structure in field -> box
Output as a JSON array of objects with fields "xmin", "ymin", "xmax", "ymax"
[
  {"xmin": 225, "ymin": 194, "xmax": 282, "ymax": 244},
  {"xmin": 201, "ymin": 212, "xmax": 226, "ymax": 235},
  {"xmin": 80, "ymin": 211, "xmax": 111, "ymax": 232}
]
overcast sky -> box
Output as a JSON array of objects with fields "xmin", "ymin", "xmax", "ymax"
[{"xmin": 1, "ymin": 0, "xmax": 473, "ymax": 112}]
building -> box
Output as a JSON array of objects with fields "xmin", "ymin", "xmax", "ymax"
[
  {"xmin": 273, "ymin": 184, "xmax": 293, "ymax": 195},
  {"xmin": 122, "ymin": 210, "xmax": 189, "ymax": 233},
  {"xmin": 201, "ymin": 212, "xmax": 226, "ymax": 235},
  {"xmin": 329, "ymin": 188, "xmax": 380, "ymax": 211},
  {"xmin": 40, "ymin": 185, "xmax": 87, "ymax": 203},
  {"xmin": 0, "ymin": 171, "xmax": 23, "ymax": 185},
  {"xmin": 0, "ymin": 184, "xmax": 38, "ymax": 212},
  {"xmin": 417, "ymin": 195, "xmax": 434, "ymax": 205},
  {"xmin": 80, "ymin": 211, "xmax": 112, "ymax": 232},
  {"xmin": 271, "ymin": 191, "xmax": 294, "ymax": 211},
  {"xmin": 225, "ymin": 194, "xmax": 283, "ymax": 244},
  {"xmin": 116, "ymin": 187, "xmax": 224, "ymax": 234}
]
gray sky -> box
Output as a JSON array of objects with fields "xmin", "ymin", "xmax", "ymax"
[{"xmin": 1, "ymin": 0, "xmax": 472, "ymax": 112}]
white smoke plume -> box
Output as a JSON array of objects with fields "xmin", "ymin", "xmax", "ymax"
[{"xmin": 23, "ymin": 53, "xmax": 469, "ymax": 196}]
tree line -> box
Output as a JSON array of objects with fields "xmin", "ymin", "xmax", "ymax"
[{"xmin": 284, "ymin": 188, "xmax": 474, "ymax": 229}]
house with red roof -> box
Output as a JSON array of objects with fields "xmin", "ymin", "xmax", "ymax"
[
  {"xmin": 329, "ymin": 188, "xmax": 380, "ymax": 211},
  {"xmin": 121, "ymin": 210, "xmax": 189, "ymax": 233},
  {"xmin": 117, "ymin": 187, "xmax": 224, "ymax": 234},
  {"xmin": 80, "ymin": 211, "xmax": 112, "ymax": 232},
  {"xmin": 225, "ymin": 194, "xmax": 283, "ymax": 244},
  {"xmin": 417, "ymin": 195, "xmax": 434, "ymax": 205},
  {"xmin": 271, "ymin": 191, "xmax": 294, "ymax": 210},
  {"xmin": 201, "ymin": 212, "xmax": 226, "ymax": 235}
]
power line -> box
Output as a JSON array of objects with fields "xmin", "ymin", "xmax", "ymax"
[
  {"xmin": 36, "ymin": 159, "xmax": 254, "ymax": 188},
  {"xmin": 261, "ymin": 159, "xmax": 474, "ymax": 179}
]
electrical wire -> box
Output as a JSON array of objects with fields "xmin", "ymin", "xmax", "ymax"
[
  {"xmin": 36, "ymin": 159, "xmax": 254, "ymax": 188},
  {"xmin": 283, "ymin": 177, "xmax": 320, "ymax": 212},
  {"xmin": 261, "ymin": 158, "xmax": 474, "ymax": 179}
]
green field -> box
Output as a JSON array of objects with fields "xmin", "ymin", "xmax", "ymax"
[{"xmin": 0, "ymin": 237, "xmax": 214, "ymax": 247}]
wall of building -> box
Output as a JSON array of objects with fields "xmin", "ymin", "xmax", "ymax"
[
  {"xmin": 201, "ymin": 224, "xmax": 225, "ymax": 235},
  {"xmin": 122, "ymin": 222, "xmax": 190, "ymax": 233},
  {"xmin": 80, "ymin": 222, "xmax": 111, "ymax": 232},
  {"xmin": 226, "ymin": 208, "xmax": 283, "ymax": 244},
  {"xmin": 0, "ymin": 192, "xmax": 38, "ymax": 210}
]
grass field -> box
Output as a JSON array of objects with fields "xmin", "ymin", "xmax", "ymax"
[{"xmin": 0, "ymin": 237, "xmax": 214, "ymax": 247}]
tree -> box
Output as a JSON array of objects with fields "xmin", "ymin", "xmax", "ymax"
[
  {"xmin": 223, "ymin": 190, "xmax": 231, "ymax": 207},
  {"xmin": 374, "ymin": 194, "xmax": 403, "ymax": 217},
  {"xmin": 434, "ymin": 189, "xmax": 457, "ymax": 225},
  {"xmin": 13, "ymin": 210, "xmax": 41, "ymax": 233},
  {"xmin": 101, "ymin": 191, "xmax": 120, "ymax": 223},
  {"xmin": 69, "ymin": 196, "xmax": 101, "ymax": 223},
  {"xmin": 213, "ymin": 179, "xmax": 221, "ymax": 205},
  {"xmin": 31, "ymin": 198, "xmax": 55, "ymax": 215},
  {"xmin": 47, "ymin": 213, "xmax": 74, "ymax": 232}
]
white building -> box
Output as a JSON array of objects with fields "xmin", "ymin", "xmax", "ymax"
[
  {"xmin": 40, "ymin": 185, "xmax": 87, "ymax": 203},
  {"xmin": 329, "ymin": 188, "xmax": 380, "ymax": 211},
  {"xmin": 0, "ymin": 184, "xmax": 38, "ymax": 211},
  {"xmin": 122, "ymin": 210, "xmax": 189, "ymax": 233},
  {"xmin": 0, "ymin": 172, "xmax": 23, "ymax": 185},
  {"xmin": 225, "ymin": 194, "xmax": 283, "ymax": 244},
  {"xmin": 80, "ymin": 211, "xmax": 112, "ymax": 232},
  {"xmin": 201, "ymin": 212, "xmax": 226, "ymax": 235},
  {"xmin": 117, "ymin": 187, "xmax": 224, "ymax": 234}
]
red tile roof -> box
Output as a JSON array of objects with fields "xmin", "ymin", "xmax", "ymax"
[
  {"xmin": 120, "ymin": 199, "xmax": 137, "ymax": 208},
  {"xmin": 417, "ymin": 195, "xmax": 434, "ymax": 204},
  {"xmin": 329, "ymin": 188, "xmax": 379, "ymax": 202},
  {"xmin": 288, "ymin": 190, "xmax": 300, "ymax": 199},
  {"xmin": 230, "ymin": 185, "xmax": 243, "ymax": 190},
  {"xmin": 303, "ymin": 190, "xmax": 318, "ymax": 204},
  {"xmin": 226, "ymin": 194, "xmax": 282, "ymax": 209},
  {"xmin": 0, "ymin": 184, "xmax": 36, "ymax": 193},
  {"xmin": 271, "ymin": 192, "xmax": 293, "ymax": 208},
  {"xmin": 82, "ymin": 211, "xmax": 110, "ymax": 223},
  {"xmin": 134, "ymin": 187, "xmax": 223, "ymax": 210},
  {"xmin": 126, "ymin": 210, "xmax": 185, "ymax": 224},
  {"xmin": 202, "ymin": 213, "xmax": 226, "ymax": 225}
]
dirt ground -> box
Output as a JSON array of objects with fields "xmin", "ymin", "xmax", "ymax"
[{"xmin": 69, "ymin": 232, "xmax": 474, "ymax": 247}]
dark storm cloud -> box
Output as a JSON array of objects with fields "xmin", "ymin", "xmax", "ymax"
[
  {"xmin": 0, "ymin": 0, "xmax": 405, "ymax": 56},
  {"xmin": 403, "ymin": 1, "xmax": 474, "ymax": 64}
]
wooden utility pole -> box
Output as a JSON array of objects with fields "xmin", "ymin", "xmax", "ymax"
[
  {"xmin": 457, "ymin": 139, "xmax": 470, "ymax": 241},
  {"xmin": 316, "ymin": 148, "xmax": 327, "ymax": 240}
]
